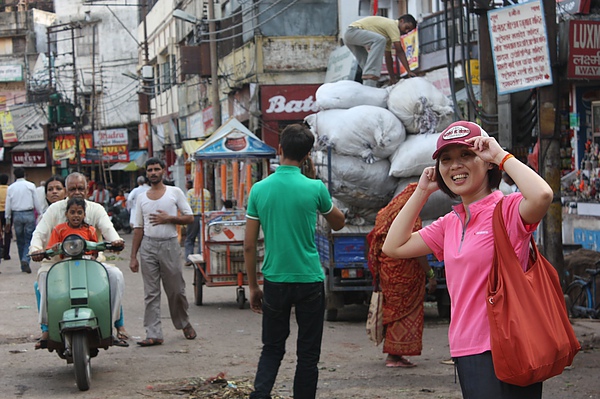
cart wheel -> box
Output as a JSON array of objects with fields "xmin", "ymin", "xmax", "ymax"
[
  {"xmin": 236, "ymin": 287, "xmax": 246, "ymax": 309},
  {"xmin": 194, "ymin": 263, "xmax": 205, "ymax": 306}
]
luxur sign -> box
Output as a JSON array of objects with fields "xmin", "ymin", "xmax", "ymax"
[
  {"xmin": 260, "ymin": 85, "xmax": 320, "ymax": 121},
  {"xmin": 12, "ymin": 150, "xmax": 47, "ymax": 167},
  {"xmin": 568, "ymin": 20, "xmax": 600, "ymax": 79}
]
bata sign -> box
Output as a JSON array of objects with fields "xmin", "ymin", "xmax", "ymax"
[
  {"xmin": 261, "ymin": 85, "xmax": 319, "ymax": 121},
  {"xmin": 568, "ymin": 20, "xmax": 600, "ymax": 79},
  {"xmin": 12, "ymin": 151, "xmax": 46, "ymax": 167}
]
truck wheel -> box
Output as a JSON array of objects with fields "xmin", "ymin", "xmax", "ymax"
[
  {"xmin": 325, "ymin": 308, "xmax": 338, "ymax": 322},
  {"xmin": 73, "ymin": 332, "xmax": 91, "ymax": 391}
]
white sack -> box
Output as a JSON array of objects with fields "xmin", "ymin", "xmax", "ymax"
[
  {"xmin": 331, "ymin": 198, "xmax": 379, "ymax": 226},
  {"xmin": 313, "ymin": 150, "xmax": 398, "ymax": 209},
  {"xmin": 389, "ymin": 133, "xmax": 440, "ymax": 178},
  {"xmin": 394, "ymin": 177, "xmax": 459, "ymax": 221},
  {"xmin": 387, "ymin": 77, "xmax": 454, "ymax": 134},
  {"xmin": 305, "ymin": 105, "xmax": 406, "ymax": 164},
  {"xmin": 316, "ymin": 80, "xmax": 388, "ymax": 110}
]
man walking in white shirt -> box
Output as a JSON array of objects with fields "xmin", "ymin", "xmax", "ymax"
[
  {"xmin": 127, "ymin": 175, "xmax": 149, "ymax": 228},
  {"xmin": 5, "ymin": 167, "xmax": 43, "ymax": 273},
  {"xmin": 130, "ymin": 158, "xmax": 197, "ymax": 346}
]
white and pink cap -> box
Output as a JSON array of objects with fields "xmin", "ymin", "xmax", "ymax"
[{"xmin": 432, "ymin": 121, "xmax": 489, "ymax": 159}]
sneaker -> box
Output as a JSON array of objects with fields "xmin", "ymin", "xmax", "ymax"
[{"xmin": 440, "ymin": 358, "xmax": 454, "ymax": 365}]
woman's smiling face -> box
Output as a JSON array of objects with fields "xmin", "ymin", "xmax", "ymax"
[{"xmin": 438, "ymin": 145, "xmax": 492, "ymax": 203}]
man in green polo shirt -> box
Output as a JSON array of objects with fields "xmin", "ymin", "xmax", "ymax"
[{"xmin": 244, "ymin": 124, "xmax": 345, "ymax": 399}]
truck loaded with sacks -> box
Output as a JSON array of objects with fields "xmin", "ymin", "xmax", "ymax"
[{"xmin": 305, "ymin": 78, "xmax": 457, "ymax": 320}]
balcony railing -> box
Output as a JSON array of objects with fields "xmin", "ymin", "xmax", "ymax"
[{"xmin": 419, "ymin": 6, "xmax": 479, "ymax": 55}]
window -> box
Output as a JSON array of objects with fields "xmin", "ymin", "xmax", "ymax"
[
  {"xmin": 0, "ymin": 38, "xmax": 12, "ymax": 55},
  {"xmin": 76, "ymin": 25, "xmax": 99, "ymax": 57}
]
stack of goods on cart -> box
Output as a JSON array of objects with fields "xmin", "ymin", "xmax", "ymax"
[{"xmin": 305, "ymin": 78, "xmax": 457, "ymax": 225}]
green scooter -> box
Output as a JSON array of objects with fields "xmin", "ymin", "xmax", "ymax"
[{"xmin": 43, "ymin": 234, "xmax": 123, "ymax": 391}]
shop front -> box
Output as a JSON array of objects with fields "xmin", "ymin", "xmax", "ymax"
[
  {"xmin": 561, "ymin": 19, "xmax": 600, "ymax": 250},
  {"xmin": 10, "ymin": 141, "xmax": 51, "ymax": 184},
  {"xmin": 260, "ymin": 84, "xmax": 320, "ymax": 148}
]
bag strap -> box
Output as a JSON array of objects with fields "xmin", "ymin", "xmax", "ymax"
[{"xmin": 490, "ymin": 198, "xmax": 523, "ymax": 292}]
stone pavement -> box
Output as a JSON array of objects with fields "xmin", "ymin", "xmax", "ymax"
[{"xmin": 572, "ymin": 318, "xmax": 600, "ymax": 349}]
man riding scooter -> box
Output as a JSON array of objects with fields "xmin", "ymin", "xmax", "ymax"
[{"xmin": 29, "ymin": 172, "xmax": 127, "ymax": 347}]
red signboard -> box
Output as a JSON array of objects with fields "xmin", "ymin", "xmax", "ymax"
[
  {"xmin": 12, "ymin": 150, "xmax": 47, "ymax": 167},
  {"xmin": 568, "ymin": 20, "xmax": 600, "ymax": 79},
  {"xmin": 260, "ymin": 85, "xmax": 320, "ymax": 121}
]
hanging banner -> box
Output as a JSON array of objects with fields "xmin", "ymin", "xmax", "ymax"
[
  {"xmin": 52, "ymin": 134, "xmax": 94, "ymax": 164},
  {"xmin": 488, "ymin": 0, "xmax": 553, "ymax": 95},
  {"xmin": 0, "ymin": 111, "xmax": 17, "ymax": 143},
  {"xmin": 399, "ymin": 28, "xmax": 419, "ymax": 76}
]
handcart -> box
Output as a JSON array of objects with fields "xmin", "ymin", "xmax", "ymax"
[{"xmin": 188, "ymin": 118, "xmax": 276, "ymax": 308}]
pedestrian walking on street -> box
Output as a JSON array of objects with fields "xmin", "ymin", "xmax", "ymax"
[
  {"xmin": 184, "ymin": 180, "xmax": 211, "ymax": 266},
  {"xmin": 0, "ymin": 173, "xmax": 11, "ymax": 264},
  {"xmin": 344, "ymin": 14, "xmax": 417, "ymax": 86},
  {"xmin": 129, "ymin": 158, "xmax": 197, "ymax": 346},
  {"xmin": 89, "ymin": 180, "xmax": 110, "ymax": 209},
  {"xmin": 244, "ymin": 124, "xmax": 345, "ymax": 399},
  {"xmin": 382, "ymin": 121, "xmax": 553, "ymax": 398},
  {"xmin": 5, "ymin": 167, "xmax": 43, "ymax": 273},
  {"xmin": 127, "ymin": 175, "xmax": 149, "ymax": 228}
]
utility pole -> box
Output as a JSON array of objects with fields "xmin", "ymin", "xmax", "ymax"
[
  {"xmin": 143, "ymin": 9, "xmax": 154, "ymax": 157},
  {"xmin": 72, "ymin": 24, "xmax": 81, "ymax": 172},
  {"xmin": 208, "ymin": 0, "xmax": 221, "ymax": 129},
  {"xmin": 477, "ymin": 10, "xmax": 497, "ymax": 135},
  {"xmin": 539, "ymin": 0, "xmax": 564, "ymax": 286}
]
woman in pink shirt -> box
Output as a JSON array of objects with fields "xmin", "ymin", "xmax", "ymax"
[{"xmin": 382, "ymin": 121, "xmax": 553, "ymax": 399}]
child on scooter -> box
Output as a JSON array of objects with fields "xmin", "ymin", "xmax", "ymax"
[{"xmin": 47, "ymin": 197, "xmax": 98, "ymax": 258}]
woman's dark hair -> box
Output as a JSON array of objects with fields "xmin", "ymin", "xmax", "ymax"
[
  {"xmin": 435, "ymin": 158, "xmax": 502, "ymax": 200},
  {"xmin": 66, "ymin": 196, "xmax": 86, "ymax": 212},
  {"xmin": 45, "ymin": 175, "xmax": 66, "ymax": 196}
]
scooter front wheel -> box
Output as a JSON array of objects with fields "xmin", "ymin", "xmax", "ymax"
[{"xmin": 72, "ymin": 332, "xmax": 92, "ymax": 391}]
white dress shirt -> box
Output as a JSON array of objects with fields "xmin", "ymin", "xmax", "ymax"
[{"xmin": 6, "ymin": 178, "xmax": 43, "ymax": 216}]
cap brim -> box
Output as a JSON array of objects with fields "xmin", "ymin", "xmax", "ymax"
[{"xmin": 432, "ymin": 142, "xmax": 472, "ymax": 160}]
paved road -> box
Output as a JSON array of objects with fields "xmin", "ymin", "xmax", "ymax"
[{"xmin": 0, "ymin": 232, "xmax": 598, "ymax": 398}]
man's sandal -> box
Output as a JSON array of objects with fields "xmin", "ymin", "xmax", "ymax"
[
  {"xmin": 136, "ymin": 338, "xmax": 163, "ymax": 347},
  {"xmin": 183, "ymin": 324, "xmax": 197, "ymax": 340}
]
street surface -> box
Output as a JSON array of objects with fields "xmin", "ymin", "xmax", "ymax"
[{"xmin": 0, "ymin": 232, "xmax": 599, "ymax": 398}]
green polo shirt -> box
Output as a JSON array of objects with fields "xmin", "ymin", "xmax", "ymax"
[{"xmin": 246, "ymin": 165, "xmax": 334, "ymax": 283}]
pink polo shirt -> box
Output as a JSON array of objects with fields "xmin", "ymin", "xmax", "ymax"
[{"xmin": 419, "ymin": 191, "xmax": 537, "ymax": 357}]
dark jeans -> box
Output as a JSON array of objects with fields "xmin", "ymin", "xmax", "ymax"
[
  {"xmin": 455, "ymin": 351, "xmax": 543, "ymax": 399},
  {"xmin": 250, "ymin": 280, "xmax": 325, "ymax": 399},
  {"xmin": 12, "ymin": 210, "xmax": 35, "ymax": 265},
  {"xmin": 0, "ymin": 211, "xmax": 10, "ymax": 259}
]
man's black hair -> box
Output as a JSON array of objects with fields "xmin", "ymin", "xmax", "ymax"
[
  {"xmin": 145, "ymin": 157, "xmax": 165, "ymax": 169},
  {"xmin": 14, "ymin": 167, "xmax": 25, "ymax": 179},
  {"xmin": 66, "ymin": 196, "xmax": 86, "ymax": 212},
  {"xmin": 399, "ymin": 14, "xmax": 417, "ymax": 28},
  {"xmin": 279, "ymin": 124, "xmax": 315, "ymax": 162},
  {"xmin": 0, "ymin": 174, "xmax": 8, "ymax": 185}
]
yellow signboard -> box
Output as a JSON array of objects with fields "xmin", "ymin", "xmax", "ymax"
[{"xmin": 467, "ymin": 59, "xmax": 480, "ymax": 85}]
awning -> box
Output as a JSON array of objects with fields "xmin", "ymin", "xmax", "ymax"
[
  {"xmin": 11, "ymin": 141, "xmax": 48, "ymax": 151},
  {"xmin": 182, "ymin": 139, "xmax": 204, "ymax": 156},
  {"xmin": 108, "ymin": 150, "xmax": 148, "ymax": 172}
]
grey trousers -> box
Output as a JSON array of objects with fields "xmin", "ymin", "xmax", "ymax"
[
  {"xmin": 343, "ymin": 26, "xmax": 387, "ymax": 86},
  {"xmin": 140, "ymin": 236, "xmax": 190, "ymax": 340}
]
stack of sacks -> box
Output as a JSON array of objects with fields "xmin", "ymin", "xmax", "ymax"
[
  {"xmin": 387, "ymin": 77, "xmax": 455, "ymax": 135},
  {"xmin": 307, "ymin": 79, "xmax": 456, "ymax": 225}
]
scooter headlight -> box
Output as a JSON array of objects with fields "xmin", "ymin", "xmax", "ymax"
[{"xmin": 62, "ymin": 234, "xmax": 86, "ymax": 257}]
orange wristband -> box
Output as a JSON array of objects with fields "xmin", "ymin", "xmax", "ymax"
[{"xmin": 498, "ymin": 153, "xmax": 514, "ymax": 171}]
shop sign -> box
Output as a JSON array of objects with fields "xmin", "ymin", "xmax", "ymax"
[
  {"xmin": 52, "ymin": 134, "xmax": 93, "ymax": 164},
  {"xmin": 94, "ymin": 128, "xmax": 128, "ymax": 146},
  {"xmin": 557, "ymin": 0, "xmax": 590, "ymax": 17},
  {"xmin": 101, "ymin": 145, "xmax": 129, "ymax": 162},
  {"xmin": 138, "ymin": 122, "xmax": 149, "ymax": 150},
  {"xmin": 261, "ymin": 85, "xmax": 320, "ymax": 121},
  {"xmin": 325, "ymin": 46, "xmax": 358, "ymax": 83},
  {"xmin": 12, "ymin": 150, "xmax": 46, "ymax": 167},
  {"xmin": 568, "ymin": 20, "xmax": 600, "ymax": 79},
  {"xmin": 0, "ymin": 111, "xmax": 17, "ymax": 143},
  {"xmin": 203, "ymin": 106, "xmax": 214, "ymax": 133},
  {"xmin": 488, "ymin": 0, "xmax": 553, "ymax": 95},
  {"xmin": 0, "ymin": 65, "xmax": 23, "ymax": 82},
  {"xmin": 187, "ymin": 111, "xmax": 204, "ymax": 139}
]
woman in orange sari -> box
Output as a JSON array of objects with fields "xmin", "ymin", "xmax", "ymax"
[{"xmin": 367, "ymin": 183, "xmax": 436, "ymax": 367}]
